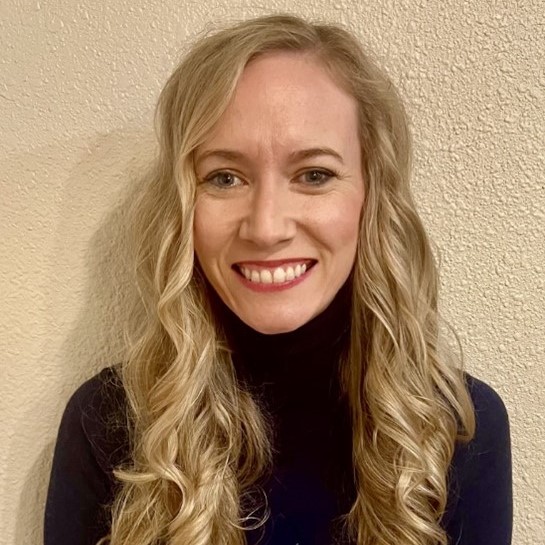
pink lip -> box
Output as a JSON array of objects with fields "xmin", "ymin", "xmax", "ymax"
[{"xmin": 233, "ymin": 260, "xmax": 316, "ymax": 292}]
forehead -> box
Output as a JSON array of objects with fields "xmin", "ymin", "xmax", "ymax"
[{"xmin": 199, "ymin": 51, "xmax": 360, "ymax": 157}]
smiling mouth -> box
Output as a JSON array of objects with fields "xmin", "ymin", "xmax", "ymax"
[{"xmin": 233, "ymin": 259, "xmax": 317, "ymax": 285}]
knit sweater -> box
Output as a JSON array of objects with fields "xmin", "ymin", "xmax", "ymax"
[{"xmin": 45, "ymin": 287, "xmax": 512, "ymax": 544}]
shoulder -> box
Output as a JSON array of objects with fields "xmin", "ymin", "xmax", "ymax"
[
  {"xmin": 60, "ymin": 365, "xmax": 129, "ymax": 473},
  {"xmin": 443, "ymin": 375, "xmax": 513, "ymax": 542},
  {"xmin": 63, "ymin": 366, "xmax": 126, "ymax": 434},
  {"xmin": 450, "ymin": 372, "xmax": 512, "ymax": 488},
  {"xmin": 46, "ymin": 367, "xmax": 128, "ymax": 542},
  {"xmin": 65, "ymin": 365, "xmax": 124, "ymax": 412},
  {"xmin": 464, "ymin": 373, "xmax": 510, "ymax": 455},
  {"xmin": 465, "ymin": 373, "xmax": 508, "ymax": 416}
]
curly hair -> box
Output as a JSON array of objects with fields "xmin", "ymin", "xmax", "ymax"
[{"xmin": 103, "ymin": 14, "xmax": 475, "ymax": 545}]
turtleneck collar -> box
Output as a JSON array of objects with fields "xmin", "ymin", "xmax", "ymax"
[
  {"xmin": 212, "ymin": 279, "xmax": 352, "ymax": 360},
  {"xmin": 207, "ymin": 279, "xmax": 352, "ymax": 404},
  {"xmin": 208, "ymin": 279, "xmax": 356, "ymax": 528}
]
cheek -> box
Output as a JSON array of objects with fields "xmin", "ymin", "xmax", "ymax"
[
  {"xmin": 193, "ymin": 198, "xmax": 240, "ymax": 274},
  {"xmin": 313, "ymin": 194, "xmax": 363, "ymax": 250},
  {"xmin": 193, "ymin": 202, "xmax": 219, "ymax": 264}
]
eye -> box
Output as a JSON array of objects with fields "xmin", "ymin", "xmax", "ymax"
[
  {"xmin": 297, "ymin": 169, "xmax": 336, "ymax": 186},
  {"xmin": 203, "ymin": 171, "xmax": 243, "ymax": 189}
]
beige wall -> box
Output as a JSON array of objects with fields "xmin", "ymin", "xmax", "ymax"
[{"xmin": 1, "ymin": 1, "xmax": 543, "ymax": 543}]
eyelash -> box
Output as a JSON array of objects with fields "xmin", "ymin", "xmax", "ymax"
[
  {"xmin": 202, "ymin": 168, "xmax": 338, "ymax": 189},
  {"xmin": 203, "ymin": 171, "xmax": 243, "ymax": 188},
  {"xmin": 299, "ymin": 169, "xmax": 337, "ymax": 186}
]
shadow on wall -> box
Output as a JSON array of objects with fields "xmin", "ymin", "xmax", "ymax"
[
  {"xmin": 13, "ymin": 126, "xmax": 157, "ymax": 545},
  {"xmin": 52, "ymin": 127, "xmax": 159, "ymax": 381}
]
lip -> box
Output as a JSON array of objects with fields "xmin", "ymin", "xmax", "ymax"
[{"xmin": 232, "ymin": 259, "xmax": 317, "ymax": 292}]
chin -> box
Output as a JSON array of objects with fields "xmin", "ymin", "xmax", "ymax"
[
  {"xmin": 242, "ymin": 310, "xmax": 315, "ymax": 335},
  {"xmin": 252, "ymin": 323, "xmax": 299, "ymax": 335}
]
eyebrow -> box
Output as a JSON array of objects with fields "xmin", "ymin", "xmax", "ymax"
[
  {"xmin": 195, "ymin": 147, "xmax": 345, "ymax": 165},
  {"xmin": 289, "ymin": 147, "xmax": 345, "ymax": 164}
]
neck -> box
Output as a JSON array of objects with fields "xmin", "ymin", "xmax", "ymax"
[
  {"xmin": 211, "ymin": 279, "xmax": 356, "ymax": 518},
  {"xmin": 212, "ymin": 279, "xmax": 351, "ymax": 353},
  {"xmin": 209, "ymin": 279, "xmax": 352, "ymax": 396}
]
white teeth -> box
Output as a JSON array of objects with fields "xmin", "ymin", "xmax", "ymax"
[
  {"xmin": 260, "ymin": 270, "xmax": 273, "ymax": 284},
  {"xmin": 273, "ymin": 267, "xmax": 286, "ymax": 283},
  {"xmin": 239, "ymin": 262, "xmax": 311, "ymax": 284}
]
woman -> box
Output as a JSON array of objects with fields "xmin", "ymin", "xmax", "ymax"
[{"xmin": 45, "ymin": 14, "xmax": 512, "ymax": 545}]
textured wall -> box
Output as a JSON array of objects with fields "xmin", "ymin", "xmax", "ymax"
[{"xmin": 1, "ymin": 1, "xmax": 543, "ymax": 543}]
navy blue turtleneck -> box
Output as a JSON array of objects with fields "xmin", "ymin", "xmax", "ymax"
[
  {"xmin": 45, "ymin": 285, "xmax": 512, "ymax": 544},
  {"xmin": 218, "ymin": 282, "xmax": 354, "ymax": 544}
]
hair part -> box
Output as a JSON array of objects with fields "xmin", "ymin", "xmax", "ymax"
[{"xmin": 105, "ymin": 14, "xmax": 475, "ymax": 545}]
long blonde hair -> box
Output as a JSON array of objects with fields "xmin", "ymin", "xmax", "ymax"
[{"xmin": 107, "ymin": 14, "xmax": 475, "ymax": 545}]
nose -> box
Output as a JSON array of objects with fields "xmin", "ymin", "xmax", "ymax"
[{"xmin": 238, "ymin": 179, "xmax": 296, "ymax": 248}]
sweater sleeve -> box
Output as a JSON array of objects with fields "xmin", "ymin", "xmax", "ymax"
[
  {"xmin": 444, "ymin": 376, "xmax": 513, "ymax": 545},
  {"xmin": 44, "ymin": 367, "xmax": 128, "ymax": 545}
]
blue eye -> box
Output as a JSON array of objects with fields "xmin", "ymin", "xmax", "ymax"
[
  {"xmin": 204, "ymin": 171, "xmax": 242, "ymax": 188},
  {"xmin": 299, "ymin": 169, "xmax": 336, "ymax": 186}
]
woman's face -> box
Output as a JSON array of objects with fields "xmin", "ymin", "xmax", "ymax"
[{"xmin": 193, "ymin": 51, "xmax": 364, "ymax": 334}]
